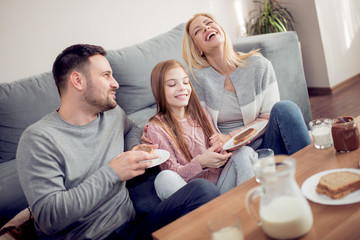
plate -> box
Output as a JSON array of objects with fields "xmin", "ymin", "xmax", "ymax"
[
  {"xmin": 142, "ymin": 149, "xmax": 170, "ymax": 168},
  {"xmin": 223, "ymin": 121, "xmax": 267, "ymax": 150},
  {"xmin": 301, "ymin": 168, "xmax": 360, "ymax": 205}
]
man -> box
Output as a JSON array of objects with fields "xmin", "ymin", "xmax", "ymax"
[{"xmin": 16, "ymin": 44, "xmax": 219, "ymax": 239}]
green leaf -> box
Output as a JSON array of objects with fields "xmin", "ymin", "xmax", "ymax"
[{"xmin": 246, "ymin": 0, "xmax": 295, "ymax": 35}]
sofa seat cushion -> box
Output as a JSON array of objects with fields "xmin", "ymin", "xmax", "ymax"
[{"xmin": 0, "ymin": 160, "xmax": 28, "ymax": 227}]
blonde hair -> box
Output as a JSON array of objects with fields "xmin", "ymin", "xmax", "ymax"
[
  {"xmin": 149, "ymin": 59, "xmax": 214, "ymax": 162},
  {"xmin": 182, "ymin": 13, "xmax": 260, "ymax": 78}
]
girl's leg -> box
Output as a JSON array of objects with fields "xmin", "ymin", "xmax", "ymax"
[
  {"xmin": 154, "ymin": 170, "xmax": 187, "ymax": 200},
  {"xmin": 216, "ymin": 146, "xmax": 255, "ymax": 194},
  {"xmin": 261, "ymin": 100, "xmax": 311, "ymax": 155}
]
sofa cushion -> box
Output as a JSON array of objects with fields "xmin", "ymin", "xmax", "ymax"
[
  {"xmin": 106, "ymin": 23, "xmax": 185, "ymax": 115},
  {"xmin": 0, "ymin": 72, "xmax": 60, "ymax": 163},
  {"xmin": 127, "ymin": 105, "xmax": 157, "ymax": 131},
  {"xmin": 232, "ymin": 31, "xmax": 312, "ymax": 126},
  {"xmin": 0, "ymin": 160, "xmax": 28, "ymax": 227}
]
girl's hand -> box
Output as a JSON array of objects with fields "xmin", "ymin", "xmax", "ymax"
[
  {"xmin": 209, "ymin": 133, "xmax": 231, "ymax": 147},
  {"xmin": 198, "ymin": 144, "xmax": 232, "ymax": 169}
]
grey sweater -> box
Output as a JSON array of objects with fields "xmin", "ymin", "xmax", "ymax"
[
  {"xmin": 192, "ymin": 55, "xmax": 280, "ymax": 135},
  {"xmin": 16, "ymin": 105, "xmax": 141, "ymax": 240}
]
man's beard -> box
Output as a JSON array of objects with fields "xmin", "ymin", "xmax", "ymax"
[{"xmin": 84, "ymin": 79, "xmax": 117, "ymax": 112}]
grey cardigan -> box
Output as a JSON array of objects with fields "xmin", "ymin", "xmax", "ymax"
[{"xmin": 192, "ymin": 55, "xmax": 280, "ymax": 137}]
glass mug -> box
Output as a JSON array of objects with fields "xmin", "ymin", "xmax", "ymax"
[
  {"xmin": 331, "ymin": 116, "xmax": 359, "ymax": 152},
  {"xmin": 309, "ymin": 118, "xmax": 333, "ymax": 149},
  {"xmin": 207, "ymin": 214, "xmax": 244, "ymax": 240},
  {"xmin": 245, "ymin": 157, "xmax": 313, "ymax": 239}
]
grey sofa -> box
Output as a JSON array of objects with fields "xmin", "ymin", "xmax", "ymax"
[{"xmin": 0, "ymin": 23, "xmax": 311, "ymax": 227}]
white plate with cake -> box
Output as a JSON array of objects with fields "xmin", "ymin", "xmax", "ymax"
[
  {"xmin": 143, "ymin": 149, "xmax": 170, "ymax": 168},
  {"xmin": 301, "ymin": 168, "xmax": 360, "ymax": 205},
  {"xmin": 133, "ymin": 145, "xmax": 170, "ymax": 168},
  {"xmin": 222, "ymin": 121, "xmax": 267, "ymax": 150}
]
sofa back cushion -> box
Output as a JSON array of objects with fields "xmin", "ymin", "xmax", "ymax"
[
  {"xmin": 106, "ymin": 23, "xmax": 185, "ymax": 115},
  {"xmin": 232, "ymin": 32, "xmax": 312, "ymax": 126},
  {"xmin": 0, "ymin": 73, "xmax": 60, "ymax": 163}
]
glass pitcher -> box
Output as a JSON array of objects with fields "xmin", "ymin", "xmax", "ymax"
[{"xmin": 245, "ymin": 157, "xmax": 313, "ymax": 239}]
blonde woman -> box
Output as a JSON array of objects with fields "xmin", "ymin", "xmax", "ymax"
[
  {"xmin": 147, "ymin": 60, "xmax": 254, "ymax": 199},
  {"xmin": 183, "ymin": 13, "xmax": 311, "ymax": 155}
]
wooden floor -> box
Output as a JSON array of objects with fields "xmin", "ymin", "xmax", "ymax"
[{"xmin": 309, "ymin": 79, "xmax": 360, "ymax": 120}]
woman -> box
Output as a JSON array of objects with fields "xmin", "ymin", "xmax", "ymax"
[
  {"xmin": 182, "ymin": 13, "xmax": 311, "ymax": 154},
  {"xmin": 147, "ymin": 59, "xmax": 254, "ymax": 200}
]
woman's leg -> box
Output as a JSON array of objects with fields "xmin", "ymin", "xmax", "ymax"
[
  {"xmin": 216, "ymin": 146, "xmax": 255, "ymax": 194},
  {"xmin": 261, "ymin": 100, "xmax": 311, "ymax": 155},
  {"xmin": 154, "ymin": 170, "xmax": 187, "ymax": 200}
]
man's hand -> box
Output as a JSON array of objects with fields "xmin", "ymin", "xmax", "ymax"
[
  {"xmin": 109, "ymin": 150, "xmax": 158, "ymax": 181},
  {"xmin": 141, "ymin": 124, "xmax": 152, "ymax": 144}
]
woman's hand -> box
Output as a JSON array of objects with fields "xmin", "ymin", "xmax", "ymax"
[
  {"xmin": 209, "ymin": 133, "xmax": 231, "ymax": 147},
  {"xmin": 141, "ymin": 124, "xmax": 152, "ymax": 144},
  {"xmin": 198, "ymin": 144, "xmax": 232, "ymax": 169}
]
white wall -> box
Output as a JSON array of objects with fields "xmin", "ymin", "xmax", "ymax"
[
  {"xmin": 315, "ymin": 0, "xmax": 360, "ymax": 88},
  {"xmin": 1, "ymin": 0, "xmax": 359, "ymax": 89},
  {"xmin": 281, "ymin": 0, "xmax": 329, "ymax": 88},
  {"xmin": 283, "ymin": 0, "xmax": 360, "ymax": 88},
  {"xmin": 0, "ymin": 0, "xmax": 241, "ymax": 83}
]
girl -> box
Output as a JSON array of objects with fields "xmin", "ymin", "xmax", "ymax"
[{"xmin": 146, "ymin": 59, "xmax": 254, "ymax": 200}]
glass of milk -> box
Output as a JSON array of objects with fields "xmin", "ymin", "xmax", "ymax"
[
  {"xmin": 207, "ymin": 214, "xmax": 244, "ymax": 240},
  {"xmin": 250, "ymin": 149, "xmax": 276, "ymax": 183},
  {"xmin": 309, "ymin": 118, "xmax": 333, "ymax": 149}
]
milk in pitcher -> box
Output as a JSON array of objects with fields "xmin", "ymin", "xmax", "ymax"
[{"xmin": 260, "ymin": 196, "xmax": 313, "ymax": 239}]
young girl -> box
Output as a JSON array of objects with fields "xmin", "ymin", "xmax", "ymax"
[{"xmin": 146, "ymin": 59, "xmax": 254, "ymax": 200}]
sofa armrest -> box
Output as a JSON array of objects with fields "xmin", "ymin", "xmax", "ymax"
[{"xmin": 232, "ymin": 32, "xmax": 312, "ymax": 127}]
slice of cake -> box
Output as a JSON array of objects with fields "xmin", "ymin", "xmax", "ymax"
[
  {"xmin": 132, "ymin": 145, "xmax": 154, "ymax": 154},
  {"xmin": 233, "ymin": 128, "xmax": 257, "ymax": 145}
]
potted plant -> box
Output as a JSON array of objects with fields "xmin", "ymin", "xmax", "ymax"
[{"xmin": 246, "ymin": 0, "xmax": 295, "ymax": 35}]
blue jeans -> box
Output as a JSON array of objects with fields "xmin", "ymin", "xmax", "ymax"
[
  {"xmin": 105, "ymin": 179, "xmax": 219, "ymax": 240},
  {"xmin": 260, "ymin": 100, "xmax": 311, "ymax": 155},
  {"xmin": 216, "ymin": 146, "xmax": 254, "ymax": 194}
]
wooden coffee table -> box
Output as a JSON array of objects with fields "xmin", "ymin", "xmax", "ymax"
[{"xmin": 152, "ymin": 116, "xmax": 360, "ymax": 240}]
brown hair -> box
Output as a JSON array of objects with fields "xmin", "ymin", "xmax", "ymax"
[
  {"xmin": 182, "ymin": 13, "xmax": 259, "ymax": 79},
  {"xmin": 150, "ymin": 59, "xmax": 214, "ymax": 161},
  {"xmin": 52, "ymin": 44, "xmax": 106, "ymax": 96}
]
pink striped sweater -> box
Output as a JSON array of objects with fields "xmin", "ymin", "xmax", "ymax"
[{"xmin": 146, "ymin": 111, "xmax": 222, "ymax": 184}]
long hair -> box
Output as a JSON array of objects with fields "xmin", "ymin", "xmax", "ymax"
[
  {"xmin": 182, "ymin": 13, "xmax": 259, "ymax": 79},
  {"xmin": 150, "ymin": 59, "xmax": 214, "ymax": 162}
]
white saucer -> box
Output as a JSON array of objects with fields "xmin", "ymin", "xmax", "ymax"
[
  {"xmin": 301, "ymin": 168, "xmax": 360, "ymax": 205},
  {"xmin": 223, "ymin": 121, "xmax": 267, "ymax": 150},
  {"xmin": 142, "ymin": 149, "xmax": 170, "ymax": 168}
]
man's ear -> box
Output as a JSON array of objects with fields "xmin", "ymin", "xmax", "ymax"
[{"xmin": 69, "ymin": 71, "xmax": 85, "ymax": 91}]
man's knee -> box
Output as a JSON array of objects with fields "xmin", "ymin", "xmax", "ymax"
[{"xmin": 187, "ymin": 179, "xmax": 220, "ymax": 199}]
